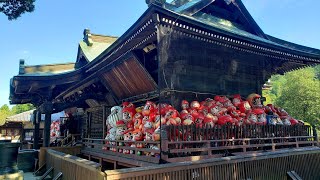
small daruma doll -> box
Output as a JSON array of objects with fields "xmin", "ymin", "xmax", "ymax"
[
  {"xmin": 115, "ymin": 120, "xmax": 127, "ymax": 140},
  {"xmin": 122, "ymin": 108, "xmax": 135, "ymax": 124},
  {"xmin": 142, "ymin": 101, "xmax": 156, "ymax": 116},
  {"xmin": 181, "ymin": 100, "xmax": 190, "ymax": 110},
  {"xmin": 190, "ymin": 101, "xmax": 201, "ymax": 110},
  {"xmin": 253, "ymin": 108, "xmax": 267, "ymax": 125},
  {"xmin": 246, "ymin": 110, "xmax": 258, "ymax": 125},
  {"xmin": 238, "ymin": 101, "xmax": 251, "ymax": 114},
  {"xmin": 247, "ymin": 93, "xmax": 263, "ymax": 109},
  {"xmin": 232, "ymin": 94, "xmax": 242, "ymax": 107}
]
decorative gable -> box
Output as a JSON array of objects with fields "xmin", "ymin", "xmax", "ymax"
[{"xmin": 162, "ymin": 0, "xmax": 267, "ymax": 39}]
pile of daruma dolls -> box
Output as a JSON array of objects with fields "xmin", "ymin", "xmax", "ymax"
[{"xmin": 103, "ymin": 93, "xmax": 302, "ymax": 156}]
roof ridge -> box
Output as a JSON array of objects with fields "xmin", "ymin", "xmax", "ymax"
[
  {"xmin": 24, "ymin": 62, "xmax": 75, "ymax": 67},
  {"xmin": 90, "ymin": 33, "xmax": 118, "ymax": 38}
]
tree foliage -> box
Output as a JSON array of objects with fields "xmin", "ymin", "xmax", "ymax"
[
  {"xmin": 263, "ymin": 66, "xmax": 320, "ymax": 126},
  {"xmin": 0, "ymin": 0, "xmax": 35, "ymax": 20},
  {"xmin": 0, "ymin": 103, "xmax": 34, "ymax": 125},
  {"xmin": 11, "ymin": 103, "xmax": 34, "ymax": 114},
  {"xmin": 262, "ymin": 89, "xmax": 276, "ymax": 105},
  {"xmin": 0, "ymin": 104, "xmax": 13, "ymax": 125},
  {"xmin": 314, "ymin": 65, "xmax": 320, "ymax": 80}
]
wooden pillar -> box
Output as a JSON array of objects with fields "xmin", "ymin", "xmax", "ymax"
[
  {"xmin": 87, "ymin": 111, "xmax": 91, "ymax": 138},
  {"xmin": 160, "ymin": 126, "xmax": 168, "ymax": 161},
  {"xmin": 43, "ymin": 112, "xmax": 51, "ymax": 147},
  {"xmin": 40, "ymin": 102, "xmax": 53, "ymax": 147},
  {"xmin": 33, "ymin": 110, "xmax": 40, "ymax": 149},
  {"xmin": 102, "ymin": 106, "xmax": 107, "ymax": 139}
]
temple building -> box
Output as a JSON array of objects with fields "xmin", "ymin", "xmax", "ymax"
[{"xmin": 9, "ymin": 0, "xmax": 320, "ymax": 172}]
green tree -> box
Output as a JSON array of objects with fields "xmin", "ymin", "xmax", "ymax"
[
  {"xmin": 269, "ymin": 75, "xmax": 286, "ymax": 97},
  {"xmin": 0, "ymin": 103, "xmax": 35, "ymax": 125},
  {"xmin": 0, "ymin": 0, "xmax": 35, "ymax": 20},
  {"xmin": 262, "ymin": 89, "xmax": 276, "ymax": 105},
  {"xmin": 314, "ymin": 65, "xmax": 320, "ymax": 80},
  {"xmin": 11, "ymin": 103, "xmax": 34, "ymax": 114},
  {"xmin": 274, "ymin": 67, "xmax": 320, "ymax": 125},
  {"xmin": 0, "ymin": 104, "xmax": 13, "ymax": 125},
  {"xmin": 0, "ymin": 104, "xmax": 10, "ymax": 111}
]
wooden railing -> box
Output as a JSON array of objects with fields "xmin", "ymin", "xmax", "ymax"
[
  {"xmin": 46, "ymin": 149, "xmax": 106, "ymax": 180},
  {"xmin": 39, "ymin": 146, "xmax": 82, "ymax": 168},
  {"xmin": 60, "ymin": 134, "xmax": 81, "ymax": 147},
  {"xmin": 81, "ymin": 125, "xmax": 317, "ymax": 165},
  {"xmin": 83, "ymin": 138, "xmax": 161, "ymax": 164},
  {"xmin": 164, "ymin": 124, "xmax": 314, "ymax": 141},
  {"xmin": 161, "ymin": 124, "xmax": 318, "ymax": 162},
  {"xmin": 105, "ymin": 147, "xmax": 320, "ymax": 180}
]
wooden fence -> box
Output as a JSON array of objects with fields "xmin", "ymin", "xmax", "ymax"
[
  {"xmin": 81, "ymin": 125, "xmax": 317, "ymax": 165},
  {"xmin": 105, "ymin": 147, "xmax": 320, "ymax": 180},
  {"xmin": 162, "ymin": 124, "xmax": 318, "ymax": 162},
  {"xmin": 39, "ymin": 146, "xmax": 82, "ymax": 167},
  {"xmin": 46, "ymin": 149, "xmax": 106, "ymax": 180},
  {"xmin": 164, "ymin": 124, "xmax": 313, "ymax": 141}
]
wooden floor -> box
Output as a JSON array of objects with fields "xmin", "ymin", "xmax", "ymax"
[
  {"xmin": 81, "ymin": 145, "xmax": 320, "ymax": 171},
  {"xmin": 46, "ymin": 146, "xmax": 320, "ymax": 179},
  {"xmin": 104, "ymin": 147, "xmax": 320, "ymax": 180},
  {"xmin": 81, "ymin": 148, "xmax": 157, "ymax": 169}
]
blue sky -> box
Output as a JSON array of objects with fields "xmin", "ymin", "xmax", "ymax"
[{"xmin": 0, "ymin": 0, "xmax": 319, "ymax": 107}]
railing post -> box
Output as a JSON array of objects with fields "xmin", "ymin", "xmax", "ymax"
[
  {"xmin": 271, "ymin": 139, "xmax": 275, "ymax": 151},
  {"xmin": 242, "ymin": 140, "xmax": 247, "ymax": 153},
  {"xmin": 161, "ymin": 126, "xmax": 169, "ymax": 161},
  {"xmin": 114, "ymin": 161, "xmax": 117, "ymax": 170},
  {"xmin": 91, "ymin": 139, "xmax": 94, "ymax": 149},
  {"xmin": 207, "ymin": 141, "xmax": 212, "ymax": 157},
  {"xmin": 295, "ymin": 137, "xmax": 299, "ymax": 148},
  {"xmin": 312, "ymin": 125, "xmax": 319, "ymax": 146},
  {"xmin": 102, "ymin": 106, "xmax": 107, "ymax": 139}
]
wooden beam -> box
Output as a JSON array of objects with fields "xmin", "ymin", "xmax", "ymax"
[
  {"xmin": 52, "ymin": 93, "xmax": 105, "ymax": 112},
  {"xmin": 59, "ymin": 78, "xmax": 98, "ymax": 100},
  {"xmin": 99, "ymin": 76, "xmax": 120, "ymax": 104}
]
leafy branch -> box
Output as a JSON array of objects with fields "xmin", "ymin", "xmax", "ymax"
[{"xmin": 0, "ymin": 0, "xmax": 35, "ymax": 20}]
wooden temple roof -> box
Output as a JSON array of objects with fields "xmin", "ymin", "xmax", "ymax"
[
  {"xmin": 75, "ymin": 29, "xmax": 118, "ymax": 68},
  {"xmin": 160, "ymin": 0, "xmax": 320, "ymax": 58},
  {"xmin": 19, "ymin": 61, "xmax": 75, "ymax": 76},
  {"xmin": 9, "ymin": 0, "xmax": 320, "ymax": 108},
  {"xmin": 10, "ymin": 60, "xmax": 84, "ymax": 106}
]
